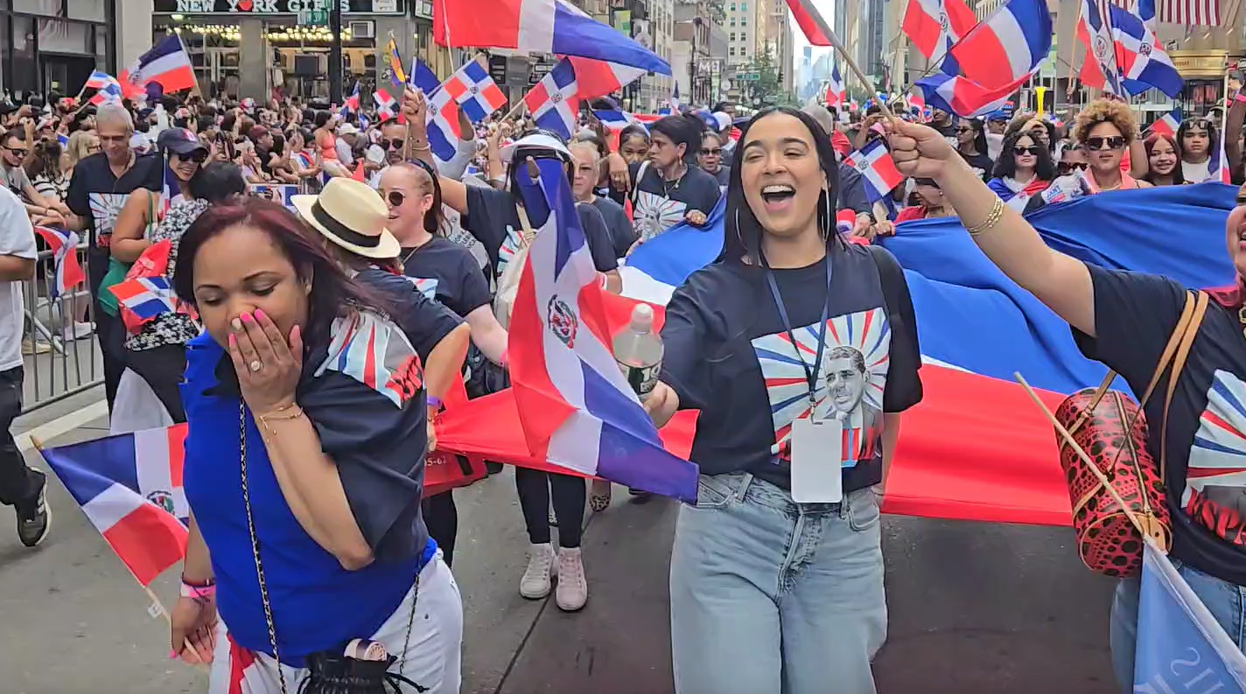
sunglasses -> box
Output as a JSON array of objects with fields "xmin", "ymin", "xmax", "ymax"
[
  {"xmin": 1086, "ymin": 136, "xmax": 1126, "ymax": 151},
  {"xmin": 177, "ymin": 150, "xmax": 209, "ymax": 163},
  {"xmin": 955, "ymin": 126, "xmax": 973, "ymax": 133},
  {"xmin": 379, "ymin": 138, "xmax": 402, "ymax": 150},
  {"xmin": 702, "ymin": 147, "xmax": 722, "ymax": 156},
  {"xmin": 1013, "ymin": 145, "xmax": 1042, "ymax": 156},
  {"xmin": 385, "ymin": 190, "xmax": 406, "ymax": 207},
  {"xmin": 5, "ymin": 146, "xmax": 27, "ymax": 156},
  {"xmin": 1058, "ymin": 161, "xmax": 1088, "ymax": 173}
]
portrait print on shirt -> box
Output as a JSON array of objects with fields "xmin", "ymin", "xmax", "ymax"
[
  {"xmin": 753, "ymin": 307, "xmax": 889, "ymax": 467},
  {"xmin": 632, "ymin": 189, "xmax": 688, "ymax": 242},
  {"xmin": 88, "ymin": 192, "xmax": 128, "ymax": 246},
  {"xmin": 404, "ymin": 276, "xmax": 439, "ymax": 301},
  {"xmin": 1185, "ymin": 370, "xmax": 1246, "ymax": 545}
]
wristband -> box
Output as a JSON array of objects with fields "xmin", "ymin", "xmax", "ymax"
[
  {"xmin": 600, "ymin": 273, "xmax": 610, "ymax": 289},
  {"xmin": 181, "ymin": 582, "xmax": 216, "ymax": 600},
  {"xmin": 426, "ymin": 395, "xmax": 443, "ymax": 411}
]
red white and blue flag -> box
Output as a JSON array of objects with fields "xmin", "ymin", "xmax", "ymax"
[
  {"xmin": 1112, "ymin": 5, "xmax": 1183, "ymax": 98},
  {"xmin": 566, "ymin": 57, "xmax": 645, "ymax": 101},
  {"xmin": 40, "ymin": 426, "xmax": 190, "ymax": 586},
  {"xmin": 426, "ymin": 88, "xmax": 463, "ymax": 163},
  {"xmin": 524, "ymin": 58, "xmax": 579, "ymax": 140},
  {"xmin": 825, "ymin": 63, "xmax": 845, "ymax": 107},
  {"xmin": 593, "ymin": 109, "xmax": 636, "ymax": 130},
  {"xmin": 127, "ymin": 34, "xmax": 197, "ymax": 94},
  {"xmin": 433, "ymin": 0, "xmax": 671, "ymax": 75},
  {"xmin": 314, "ymin": 311, "xmax": 424, "ymax": 409},
  {"xmin": 441, "ymin": 61, "xmax": 507, "ymax": 124},
  {"xmin": 507, "ymin": 157, "xmax": 699, "ymax": 501},
  {"xmin": 901, "ymin": 0, "xmax": 977, "ymax": 61},
  {"xmin": 109, "ymin": 276, "xmax": 177, "ymax": 321},
  {"xmin": 373, "ymin": 87, "xmax": 400, "ymax": 123},
  {"xmin": 1147, "ymin": 107, "xmax": 1182, "ymax": 138},
  {"xmin": 843, "ymin": 140, "xmax": 905, "ymax": 201},
  {"xmin": 85, "ymin": 71, "xmax": 124, "ymax": 105},
  {"xmin": 344, "ymin": 81, "xmax": 361, "ymax": 113},
  {"xmin": 1210, "ymin": 130, "xmax": 1233, "ymax": 184},
  {"xmin": 34, "ymin": 227, "xmax": 84, "ymax": 298},
  {"xmin": 1077, "ymin": 0, "xmax": 1124, "ymax": 96}
]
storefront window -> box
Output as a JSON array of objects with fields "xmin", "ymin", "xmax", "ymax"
[
  {"xmin": 94, "ymin": 24, "xmax": 105, "ymax": 64},
  {"xmin": 12, "ymin": 0, "xmax": 59, "ymax": 16},
  {"xmin": 67, "ymin": 0, "xmax": 104, "ymax": 22},
  {"xmin": 10, "ymin": 15, "xmax": 34, "ymax": 95},
  {"xmin": 37, "ymin": 18, "xmax": 90, "ymax": 54}
]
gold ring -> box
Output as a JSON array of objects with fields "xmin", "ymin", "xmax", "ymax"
[{"xmin": 249, "ymin": 360, "xmax": 262, "ymax": 372}]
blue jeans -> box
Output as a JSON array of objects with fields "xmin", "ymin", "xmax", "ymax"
[
  {"xmin": 669, "ymin": 472, "xmax": 886, "ymax": 694},
  {"xmin": 1109, "ymin": 559, "xmax": 1246, "ymax": 693}
]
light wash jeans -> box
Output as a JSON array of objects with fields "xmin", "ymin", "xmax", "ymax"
[
  {"xmin": 669, "ymin": 471, "xmax": 886, "ymax": 694},
  {"xmin": 1110, "ymin": 559, "xmax": 1246, "ymax": 694}
]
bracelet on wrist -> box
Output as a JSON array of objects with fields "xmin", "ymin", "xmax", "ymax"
[
  {"xmin": 180, "ymin": 582, "xmax": 217, "ymax": 600},
  {"xmin": 181, "ymin": 574, "xmax": 215, "ymax": 588},
  {"xmin": 427, "ymin": 395, "xmax": 443, "ymax": 411}
]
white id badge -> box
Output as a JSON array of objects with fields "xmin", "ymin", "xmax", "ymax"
[{"xmin": 790, "ymin": 417, "xmax": 844, "ymax": 503}]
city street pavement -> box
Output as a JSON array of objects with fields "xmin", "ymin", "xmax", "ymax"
[{"xmin": 0, "ymin": 395, "xmax": 1119, "ymax": 694}]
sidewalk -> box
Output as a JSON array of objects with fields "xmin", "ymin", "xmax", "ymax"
[{"xmin": 0, "ymin": 396, "xmax": 1121, "ymax": 694}]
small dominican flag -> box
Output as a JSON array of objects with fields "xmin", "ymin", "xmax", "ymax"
[
  {"xmin": 825, "ymin": 64, "xmax": 845, "ymax": 107},
  {"xmin": 373, "ymin": 88, "xmax": 400, "ymax": 123},
  {"xmin": 843, "ymin": 140, "xmax": 904, "ymax": 201},
  {"xmin": 85, "ymin": 71, "xmax": 124, "ymax": 105},
  {"xmin": 426, "ymin": 88, "xmax": 462, "ymax": 163},
  {"xmin": 1147, "ymin": 108, "xmax": 1182, "ymax": 138},
  {"xmin": 524, "ymin": 58, "xmax": 580, "ymax": 140},
  {"xmin": 594, "ymin": 109, "xmax": 636, "ymax": 131},
  {"xmin": 34, "ymin": 227, "xmax": 84, "ymax": 298},
  {"xmin": 1209, "ymin": 132, "xmax": 1233, "ymax": 184},
  {"xmin": 344, "ymin": 81, "xmax": 361, "ymax": 113},
  {"xmin": 40, "ymin": 425, "xmax": 190, "ymax": 586},
  {"xmin": 442, "ymin": 61, "xmax": 507, "ymax": 124},
  {"xmin": 835, "ymin": 208, "xmax": 857, "ymax": 235},
  {"xmin": 108, "ymin": 276, "xmax": 177, "ymax": 321},
  {"xmin": 127, "ymin": 34, "xmax": 197, "ymax": 94},
  {"xmin": 409, "ymin": 56, "xmax": 440, "ymax": 95}
]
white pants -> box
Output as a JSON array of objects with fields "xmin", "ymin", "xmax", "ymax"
[{"xmin": 208, "ymin": 551, "xmax": 462, "ymax": 694}]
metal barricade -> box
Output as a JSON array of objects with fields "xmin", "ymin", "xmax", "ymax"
[{"xmin": 20, "ymin": 243, "xmax": 101, "ymax": 412}]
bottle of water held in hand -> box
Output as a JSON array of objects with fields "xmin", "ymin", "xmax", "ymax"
[{"xmin": 614, "ymin": 304, "xmax": 663, "ymax": 397}]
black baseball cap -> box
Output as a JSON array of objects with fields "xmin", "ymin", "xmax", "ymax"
[{"xmin": 158, "ymin": 128, "xmax": 208, "ymax": 156}]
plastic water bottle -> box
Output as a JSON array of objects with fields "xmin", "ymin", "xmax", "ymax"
[{"xmin": 613, "ymin": 304, "xmax": 663, "ymax": 397}]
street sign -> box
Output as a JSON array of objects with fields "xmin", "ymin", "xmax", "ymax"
[
  {"xmin": 298, "ymin": 8, "xmax": 328, "ymax": 25},
  {"xmin": 737, "ymin": 71, "xmax": 759, "ymax": 82}
]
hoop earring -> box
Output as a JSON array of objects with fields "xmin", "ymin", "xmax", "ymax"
[
  {"xmin": 823, "ymin": 190, "xmax": 832, "ymax": 236},
  {"xmin": 734, "ymin": 207, "xmax": 745, "ymax": 248}
]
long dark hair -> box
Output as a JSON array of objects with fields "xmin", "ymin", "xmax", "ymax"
[
  {"xmin": 992, "ymin": 130, "xmax": 1056, "ymax": 181},
  {"xmin": 174, "ymin": 198, "xmax": 393, "ymax": 349},
  {"xmin": 1176, "ymin": 117, "xmax": 1219, "ymax": 162},
  {"xmin": 959, "ymin": 118, "xmax": 989, "ymax": 156},
  {"xmin": 1143, "ymin": 133, "xmax": 1185, "ymax": 185},
  {"xmin": 723, "ymin": 106, "xmax": 843, "ymax": 265}
]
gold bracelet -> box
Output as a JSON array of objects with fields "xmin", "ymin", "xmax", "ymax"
[
  {"xmin": 965, "ymin": 197, "xmax": 1005, "ymax": 237},
  {"xmin": 256, "ymin": 403, "xmax": 305, "ymax": 436},
  {"xmin": 411, "ymin": 142, "xmax": 432, "ymax": 152}
]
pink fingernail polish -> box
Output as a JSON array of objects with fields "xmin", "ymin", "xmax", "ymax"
[
  {"xmin": 255, "ymin": 309, "xmax": 267, "ymax": 320},
  {"xmin": 240, "ymin": 312, "xmax": 253, "ymax": 323},
  {"xmin": 228, "ymin": 334, "xmax": 236, "ymax": 346},
  {"xmin": 169, "ymin": 650, "xmax": 178, "ymax": 660}
]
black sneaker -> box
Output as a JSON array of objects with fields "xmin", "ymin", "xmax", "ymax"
[{"xmin": 16, "ymin": 473, "xmax": 50, "ymax": 548}]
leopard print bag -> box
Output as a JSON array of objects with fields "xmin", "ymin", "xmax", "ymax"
[{"xmin": 1054, "ymin": 291, "xmax": 1208, "ymax": 578}]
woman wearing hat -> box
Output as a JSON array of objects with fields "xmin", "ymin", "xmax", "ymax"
[
  {"xmin": 405, "ymin": 89, "xmax": 618, "ymax": 612},
  {"xmin": 291, "ymin": 177, "xmax": 473, "ymax": 514}
]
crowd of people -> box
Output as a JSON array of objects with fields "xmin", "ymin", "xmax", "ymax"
[{"xmin": 0, "ymin": 76, "xmax": 1239, "ymax": 693}]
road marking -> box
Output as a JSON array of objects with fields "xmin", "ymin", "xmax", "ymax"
[{"xmin": 16, "ymin": 400, "xmax": 109, "ymax": 452}]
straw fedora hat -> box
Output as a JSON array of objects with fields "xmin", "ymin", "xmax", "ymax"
[{"xmin": 291, "ymin": 178, "xmax": 400, "ymax": 259}]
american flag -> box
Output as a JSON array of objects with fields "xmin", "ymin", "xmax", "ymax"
[{"xmin": 1116, "ymin": 0, "xmax": 1220, "ymax": 25}]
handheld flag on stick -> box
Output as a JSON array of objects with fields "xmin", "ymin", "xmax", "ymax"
[
  {"xmin": 34, "ymin": 227, "xmax": 84, "ymax": 298},
  {"xmin": 386, "ymin": 36, "xmax": 408, "ymax": 89}
]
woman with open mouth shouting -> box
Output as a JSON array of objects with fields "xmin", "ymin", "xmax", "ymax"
[{"xmin": 643, "ymin": 106, "xmax": 923, "ymax": 694}]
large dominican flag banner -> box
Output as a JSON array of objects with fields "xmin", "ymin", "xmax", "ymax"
[
  {"xmin": 507, "ymin": 157, "xmax": 699, "ymax": 502},
  {"xmin": 40, "ymin": 427, "xmax": 190, "ymax": 586}
]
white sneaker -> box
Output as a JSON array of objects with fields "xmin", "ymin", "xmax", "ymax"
[
  {"xmin": 556, "ymin": 547, "xmax": 588, "ymax": 612},
  {"xmin": 519, "ymin": 542, "xmax": 556, "ymax": 599},
  {"xmin": 63, "ymin": 321, "xmax": 93, "ymax": 340}
]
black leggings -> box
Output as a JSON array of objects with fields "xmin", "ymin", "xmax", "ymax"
[
  {"xmin": 126, "ymin": 344, "xmax": 187, "ymax": 423},
  {"xmin": 515, "ymin": 468, "xmax": 585, "ymax": 548},
  {"xmin": 422, "ymin": 491, "xmax": 457, "ymax": 566}
]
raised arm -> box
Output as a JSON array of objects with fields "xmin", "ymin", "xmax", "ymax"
[
  {"xmin": 888, "ymin": 120, "xmax": 1096, "ymax": 336},
  {"xmin": 401, "ymin": 87, "xmax": 469, "ymax": 213}
]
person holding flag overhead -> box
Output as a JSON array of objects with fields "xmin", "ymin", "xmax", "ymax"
[
  {"xmin": 887, "ymin": 113, "xmax": 1246, "ymax": 694},
  {"xmin": 643, "ymin": 106, "xmax": 923, "ymax": 693}
]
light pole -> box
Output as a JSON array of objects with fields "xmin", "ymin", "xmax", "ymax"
[{"xmin": 329, "ymin": 0, "xmax": 343, "ymax": 103}]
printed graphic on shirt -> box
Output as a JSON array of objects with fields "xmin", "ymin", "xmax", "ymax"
[
  {"xmin": 495, "ymin": 225, "xmax": 526, "ymax": 279},
  {"xmin": 1185, "ymin": 370, "xmax": 1246, "ymax": 546},
  {"xmin": 314, "ymin": 311, "xmax": 424, "ymax": 408},
  {"xmin": 89, "ymin": 192, "xmax": 128, "ymax": 244},
  {"xmin": 753, "ymin": 307, "xmax": 890, "ymax": 466},
  {"xmin": 442, "ymin": 206, "xmax": 489, "ymax": 269},
  {"xmin": 403, "ymin": 276, "xmax": 439, "ymax": 301},
  {"xmin": 632, "ymin": 190, "xmax": 687, "ymax": 242}
]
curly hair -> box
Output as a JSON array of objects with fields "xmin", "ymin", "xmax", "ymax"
[{"xmin": 1074, "ymin": 99, "xmax": 1138, "ymax": 148}]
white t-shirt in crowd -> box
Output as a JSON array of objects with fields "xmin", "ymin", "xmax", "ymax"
[
  {"xmin": 0, "ymin": 186, "xmax": 36, "ymax": 371},
  {"xmin": 1182, "ymin": 158, "xmax": 1212, "ymax": 183}
]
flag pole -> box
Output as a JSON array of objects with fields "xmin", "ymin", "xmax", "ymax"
[
  {"xmin": 29, "ymin": 435, "xmax": 209, "ymax": 673},
  {"xmin": 801, "ymin": 5, "xmax": 898, "ymax": 122}
]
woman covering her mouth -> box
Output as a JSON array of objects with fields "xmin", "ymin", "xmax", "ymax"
[
  {"xmin": 888, "ymin": 110, "xmax": 1246, "ymax": 694},
  {"xmin": 643, "ymin": 106, "xmax": 923, "ymax": 693}
]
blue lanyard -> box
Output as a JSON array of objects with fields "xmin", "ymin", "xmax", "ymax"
[{"xmin": 761, "ymin": 251, "xmax": 834, "ymax": 408}]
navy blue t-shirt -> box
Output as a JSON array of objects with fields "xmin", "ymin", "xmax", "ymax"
[
  {"xmin": 354, "ymin": 266, "xmax": 463, "ymax": 359},
  {"xmin": 462, "ymin": 185, "xmax": 617, "ymax": 280},
  {"xmin": 398, "ymin": 236, "xmax": 493, "ymax": 319},
  {"xmin": 1075, "ymin": 264, "xmax": 1246, "ymax": 586},
  {"xmin": 628, "ymin": 160, "xmax": 721, "ymax": 241},
  {"xmin": 660, "ymin": 243, "xmax": 923, "ymax": 492},
  {"xmin": 590, "ymin": 195, "xmax": 636, "ymax": 259},
  {"xmin": 181, "ymin": 312, "xmax": 431, "ymax": 660}
]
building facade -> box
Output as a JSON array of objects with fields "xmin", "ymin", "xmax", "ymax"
[{"xmin": 0, "ymin": 0, "xmax": 116, "ymax": 100}]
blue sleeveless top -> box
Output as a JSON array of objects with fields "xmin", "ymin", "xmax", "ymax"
[{"xmin": 180, "ymin": 312, "xmax": 433, "ymax": 662}]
